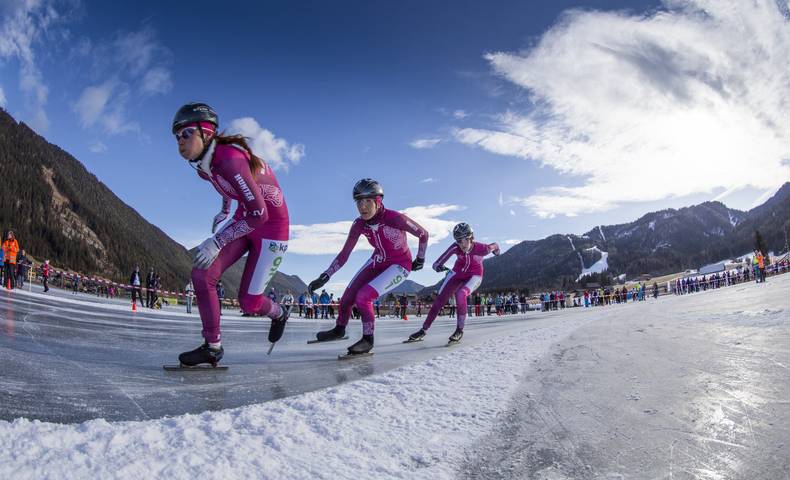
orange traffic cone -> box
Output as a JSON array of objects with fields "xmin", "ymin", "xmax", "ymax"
[
  {"xmin": 403, "ymin": 314, "xmax": 408, "ymax": 321},
  {"xmin": 132, "ymin": 300, "xmax": 137, "ymax": 312}
]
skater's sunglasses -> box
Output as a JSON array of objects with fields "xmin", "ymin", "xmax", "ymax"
[{"xmin": 174, "ymin": 127, "xmax": 198, "ymax": 141}]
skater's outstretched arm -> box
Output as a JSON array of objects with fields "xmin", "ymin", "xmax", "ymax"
[
  {"xmin": 324, "ymin": 220, "xmax": 363, "ymax": 277},
  {"xmin": 432, "ymin": 244, "xmax": 457, "ymax": 272}
]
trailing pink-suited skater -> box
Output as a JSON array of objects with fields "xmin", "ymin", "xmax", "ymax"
[
  {"xmin": 406, "ymin": 223, "xmax": 499, "ymax": 344},
  {"xmin": 307, "ymin": 178, "xmax": 428, "ymax": 356}
]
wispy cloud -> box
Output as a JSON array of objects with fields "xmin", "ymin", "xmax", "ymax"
[
  {"xmin": 229, "ymin": 117, "xmax": 305, "ymax": 172},
  {"xmin": 89, "ymin": 141, "xmax": 107, "ymax": 153},
  {"xmin": 503, "ymin": 239, "xmax": 521, "ymax": 245},
  {"xmin": 73, "ymin": 79, "xmax": 139, "ymax": 134},
  {"xmin": 453, "ymin": 109, "xmax": 469, "ymax": 119},
  {"xmin": 288, "ymin": 204, "xmax": 464, "ymax": 255},
  {"xmin": 409, "ymin": 138, "xmax": 442, "ymax": 149},
  {"xmin": 420, "ymin": 178, "xmax": 437, "ymax": 183},
  {"xmin": 141, "ymin": 67, "xmax": 172, "ymax": 96},
  {"xmin": 0, "ymin": 1, "xmax": 70, "ymax": 132},
  {"xmin": 456, "ymin": 1, "xmax": 790, "ymax": 218},
  {"xmin": 69, "ymin": 26, "xmax": 172, "ymax": 137}
]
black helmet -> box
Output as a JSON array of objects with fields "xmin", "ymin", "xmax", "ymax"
[
  {"xmin": 453, "ymin": 223, "xmax": 474, "ymax": 241},
  {"xmin": 353, "ymin": 178, "xmax": 384, "ymax": 200},
  {"xmin": 172, "ymin": 102, "xmax": 218, "ymax": 134}
]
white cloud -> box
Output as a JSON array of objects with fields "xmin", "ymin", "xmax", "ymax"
[
  {"xmin": 288, "ymin": 204, "xmax": 464, "ymax": 255},
  {"xmin": 89, "ymin": 141, "xmax": 107, "ymax": 153},
  {"xmin": 401, "ymin": 204, "xmax": 465, "ymax": 248},
  {"xmin": 73, "ymin": 79, "xmax": 139, "ymax": 135},
  {"xmin": 420, "ymin": 178, "xmax": 437, "ymax": 183},
  {"xmin": 0, "ymin": 1, "xmax": 66, "ymax": 132},
  {"xmin": 114, "ymin": 28, "xmax": 161, "ymax": 75},
  {"xmin": 409, "ymin": 138, "xmax": 442, "ymax": 149},
  {"xmin": 453, "ymin": 109, "xmax": 469, "ymax": 119},
  {"xmin": 456, "ymin": 0, "xmax": 790, "ymax": 218},
  {"xmin": 504, "ymin": 239, "xmax": 521, "ymax": 245},
  {"xmin": 141, "ymin": 67, "xmax": 172, "ymax": 96},
  {"xmin": 65, "ymin": 26, "xmax": 171, "ymax": 136},
  {"xmin": 0, "ymin": 85, "xmax": 6, "ymax": 107},
  {"xmin": 74, "ymin": 81, "xmax": 114, "ymax": 127},
  {"xmin": 228, "ymin": 117, "xmax": 305, "ymax": 172}
]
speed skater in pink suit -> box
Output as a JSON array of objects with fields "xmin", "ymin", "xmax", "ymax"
[
  {"xmin": 307, "ymin": 178, "xmax": 429, "ymax": 355},
  {"xmin": 172, "ymin": 103, "xmax": 291, "ymax": 367},
  {"xmin": 406, "ymin": 223, "xmax": 499, "ymax": 344}
]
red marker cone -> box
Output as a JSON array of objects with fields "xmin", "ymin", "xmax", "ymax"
[{"xmin": 132, "ymin": 301, "xmax": 137, "ymax": 312}]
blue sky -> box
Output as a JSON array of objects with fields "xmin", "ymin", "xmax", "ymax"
[{"xmin": 2, "ymin": 0, "xmax": 789, "ymax": 295}]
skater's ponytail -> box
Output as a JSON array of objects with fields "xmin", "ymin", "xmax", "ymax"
[{"xmin": 214, "ymin": 132, "xmax": 265, "ymax": 175}]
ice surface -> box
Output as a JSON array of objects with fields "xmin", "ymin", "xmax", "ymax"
[{"xmin": 2, "ymin": 275, "xmax": 788, "ymax": 478}]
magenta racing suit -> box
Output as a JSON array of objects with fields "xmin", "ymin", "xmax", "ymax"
[
  {"xmin": 423, "ymin": 241, "xmax": 494, "ymax": 331},
  {"xmin": 192, "ymin": 141, "xmax": 289, "ymax": 343},
  {"xmin": 324, "ymin": 207, "xmax": 428, "ymax": 335}
]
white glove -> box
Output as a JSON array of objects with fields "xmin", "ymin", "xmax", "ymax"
[
  {"xmin": 212, "ymin": 211, "xmax": 229, "ymax": 234},
  {"xmin": 194, "ymin": 237, "xmax": 221, "ymax": 269}
]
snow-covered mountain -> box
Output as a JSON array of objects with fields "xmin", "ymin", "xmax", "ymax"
[{"xmin": 481, "ymin": 184, "xmax": 790, "ymax": 292}]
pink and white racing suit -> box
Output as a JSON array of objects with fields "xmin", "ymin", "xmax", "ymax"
[
  {"xmin": 423, "ymin": 241, "xmax": 494, "ymax": 331},
  {"xmin": 192, "ymin": 141, "xmax": 289, "ymax": 344},
  {"xmin": 324, "ymin": 207, "xmax": 428, "ymax": 335}
]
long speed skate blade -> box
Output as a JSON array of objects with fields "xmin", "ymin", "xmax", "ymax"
[
  {"xmin": 163, "ymin": 364, "xmax": 229, "ymax": 371},
  {"xmin": 267, "ymin": 343, "xmax": 276, "ymax": 355},
  {"xmin": 402, "ymin": 338, "xmax": 424, "ymax": 344},
  {"xmin": 445, "ymin": 340, "xmax": 461, "ymax": 347},
  {"xmin": 337, "ymin": 352, "xmax": 374, "ymax": 360},
  {"xmin": 307, "ymin": 336, "xmax": 349, "ymax": 344}
]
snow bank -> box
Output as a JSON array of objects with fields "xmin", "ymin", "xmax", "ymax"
[{"xmin": 0, "ymin": 314, "xmax": 591, "ymax": 479}]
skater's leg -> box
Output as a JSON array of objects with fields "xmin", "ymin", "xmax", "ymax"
[
  {"xmin": 422, "ymin": 272, "xmax": 464, "ymax": 331},
  {"xmin": 455, "ymin": 275, "xmax": 482, "ymax": 330},
  {"xmin": 192, "ymin": 236, "xmax": 248, "ymax": 344},
  {"xmin": 358, "ymin": 263, "xmax": 410, "ymax": 334},
  {"xmin": 237, "ymin": 237, "xmax": 289, "ymax": 319},
  {"xmin": 336, "ymin": 259, "xmax": 377, "ymax": 328}
]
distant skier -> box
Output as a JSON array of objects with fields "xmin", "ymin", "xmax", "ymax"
[
  {"xmin": 406, "ymin": 223, "xmax": 499, "ymax": 345},
  {"xmin": 172, "ymin": 102, "xmax": 290, "ymax": 367},
  {"xmin": 307, "ymin": 179, "xmax": 428, "ymax": 356}
]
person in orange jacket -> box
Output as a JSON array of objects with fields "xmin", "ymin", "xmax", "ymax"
[{"xmin": 2, "ymin": 230, "xmax": 20, "ymax": 290}]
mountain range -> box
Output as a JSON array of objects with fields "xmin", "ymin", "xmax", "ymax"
[{"xmin": 478, "ymin": 184, "xmax": 790, "ymax": 293}]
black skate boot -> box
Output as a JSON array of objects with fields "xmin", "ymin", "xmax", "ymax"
[
  {"xmin": 268, "ymin": 305, "xmax": 290, "ymax": 343},
  {"xmin": 348, "ymin": 334, "xmax": 374, "ymax": 354},
  {"xmin": 404, "ymin": 328, "xmax": 426, "ymax": 343},
  {"xmin": 266, "ymin": 305, "xmax": 290, "ymax": 355},
  {"xmin": 309, "ymin": 324, "xmax": 347, "ymax": 344},
  {"xmin": 447, "ymin": 328, "xmax": 463, "ymax": 345},
  {"xmin": 178, "ymin": 343, "xmax": 224, "ymax": 367}
]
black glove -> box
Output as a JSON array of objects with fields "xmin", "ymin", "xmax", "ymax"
[
  {"xmin": 434, "ymin": 265, "xmax": 449, "ymax": 273},
  {"xmin": 308, "ymin": 273, "xmax": 330, "ymax": 294},
  {"xmin": 411, "ymin": 257, "xmax": 425, "ymax": 271}
]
